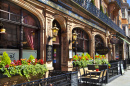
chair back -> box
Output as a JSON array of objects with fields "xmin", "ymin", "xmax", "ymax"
[
  {"xmin": 84, "ymin": 67, "xmax": 88, "ymax": 74},
  {"xmin": 79, "ymin": 68, "xmax": 84, "ymax": 76},
  {"xmin": 103, "ymin": 69, "xmax": 107, "ymax": 77},
  {"xmin": 99, "ymin": 70, "xmax": 104, "ymax": 78}
]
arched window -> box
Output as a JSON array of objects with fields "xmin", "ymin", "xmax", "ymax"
[
  {"xmin": 95, "ymin": 35, "xmax": 104, "ymax": 47},
  {"xmin": 0, "ymin": 0, "xmax": 40, "ymax": 60},
  {"xmin": 72, "ymin": 28, "xmax": 89, "ymax": 56}
]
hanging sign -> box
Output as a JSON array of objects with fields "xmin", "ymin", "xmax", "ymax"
[
  {"xmin": 110, "ymin": 38, "xmax": 119, "ymax": 44},
  {"xmin": 96, "ymin": 47, "xmax": 109, "ymax": 55},
  {"xmin": 46, "ymin": 45, "xmax": 53, "ymax": 61}
]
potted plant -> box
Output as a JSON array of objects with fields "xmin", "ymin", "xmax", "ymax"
[
  {"xmin": 0, "ymin": 52, "xmax": 48, "ymax": 86},
  {"xmin": 95, "ymin": 65, "xmax": 99, "ymax": 71}
]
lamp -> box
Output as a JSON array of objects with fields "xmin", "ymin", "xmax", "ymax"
[
  {"xmin": 72, "ymin": 30, "xmax": 78, "ymax": 42},
  {"xmin": 49, "ymin": 24, "xmax": 59, "ymax": 42},
  {"xmin": 0, "ymin": 22, "xmax": 6, "ymax": 33}
]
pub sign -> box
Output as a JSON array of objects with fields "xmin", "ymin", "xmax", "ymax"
[
  {"xmin": 46, "ymin": 45, "xmax": 53, "ymax": 61},
  {"xmin": 96, "ymin": 47, "xmax": 109, "ymax": 55}
]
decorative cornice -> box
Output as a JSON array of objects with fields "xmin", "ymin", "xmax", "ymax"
[{"xmin": 38, "ymin": 0, "xmax": 106, "ymax": 33}]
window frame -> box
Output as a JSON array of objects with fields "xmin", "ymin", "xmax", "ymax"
[{"xmin": 0, "ymin": 0, "xmax": 40, "ymax": 59}]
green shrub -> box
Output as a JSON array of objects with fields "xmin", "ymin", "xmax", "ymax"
[
  {"xmin": 28, "ymin": 55, "xmax": 35, "ymax": 62},
  {"xmin": 1, "ymin": 52, "xmax": 11, "ymax": 66}
]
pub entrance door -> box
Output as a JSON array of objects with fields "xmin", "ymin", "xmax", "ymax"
[{"xmin": 53, "ymin": 44, "xmax": 61, "ymax": 70}]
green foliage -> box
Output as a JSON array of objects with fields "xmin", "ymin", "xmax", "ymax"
[
  {"xmin": 28, "ymin": 55, "xmax": 35, "ymax": 62},
  {"xmin": 95, "ymin": 65, "xmax": 99, "ymax": 69},
  {"xmin": 73, "ymin": 53, "xmax": 93, "ymax": 68},
  {"xmin": 108, "ymin": 64, "xmax": 111, "ymax": 67},
  {"xmin": 0, "ymin": 64, "xmax": 47, "ymax": 81},
  {"xmin": 100, "ymin": 5, "xmax": 104, "ymax": 13},
  {"xmin": 21, "ymin": 60, "xmax": 28, "ymax": 65},
  {"xmin": 91, "ymin": 0, "xmax": 95, "ymax": 5},
  {"xmin": 73, "ymin": 55, "xmax": 79, "ymax": 61},
  {"xmin": 0, "ymin": 55, "xmax": 2, "ymax": 61},
  {"xmin": 0, "ymin": 61, "xmax": 6, "ymax": 68},
  {"xmin": 95, "ymin": 58, "xmax": 102, "ymax": 65},
  {"xmin": 102, "ymin": 59, "xmax": 109, "ymax": 64},
  {"xmin": 0, "ymin": 52, "xmax": 11, "ymax": 66}
]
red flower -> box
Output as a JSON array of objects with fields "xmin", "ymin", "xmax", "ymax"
[
  {"xmin": 35, "ymin": 59, "xmax": 37, "ymax": 63},
  {"xmin": 40, "ymin": 59, "xmax": 44, "ymax": 65},
  {"xmin": 5, "ymin": 64, "xmax": 9, "ymax": 68},
  {"xmin": 80, "ymin": 57, "xmax": 81, "ymax": 59},
  {"xmin": 27, "ymin": 60, "xmax": 31, "ymax": 63},
  {"xmin": 14, "ymin": 60, "xmax": 16, "ymax": 63},
  {"xmin": 38, "ymin": 59, "xmax": 44, "ymax": 65}
]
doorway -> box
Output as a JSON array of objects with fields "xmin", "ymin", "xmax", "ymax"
[{"xmin": 52, "ymin": 20, "xmax": 61, "ymax": 70}]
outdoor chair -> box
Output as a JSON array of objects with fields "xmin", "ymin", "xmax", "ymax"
[
  {"xmin": 88, "ymin": 70, "xmax": 104, "ymax": 86},
  {"xmin": 79, "ymin": 68, "xmax": 96, "ymax": 86},
  {"xmin": 102, "ymin": 69, "xmax": 107, "ymax": 84}
]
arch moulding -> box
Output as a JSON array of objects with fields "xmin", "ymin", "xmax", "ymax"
[{"xmin": 10, "ymin": 0, "xmax": 45, "ymax": 27}]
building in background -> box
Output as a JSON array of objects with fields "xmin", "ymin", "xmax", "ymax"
[
  {"xmin": 0, "ymin": 0, "xmax": 130, "ymax": 71},
  {"xmin": 121, "ymin": 0, "xmax": 130, "ymax": 60}
]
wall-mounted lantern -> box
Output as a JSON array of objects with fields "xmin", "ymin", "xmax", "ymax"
[
  {"xmin": 72, "ymin": 30, "xmax": 78, "ymax": 43},
  {"xmin": 51, "ymin": 24, "xmax": 59, "ymax": 42},
  {"xmin": 0, "ymin": 22, "xmax": 6, "ymax": 33}
]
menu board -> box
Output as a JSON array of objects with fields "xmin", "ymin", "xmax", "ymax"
[
  {"xmin": 71, "ymin": 72, "xmax": 78, "ymax": 86},
  {"xmin": 120, "ymin": 63, "xmax": 124, "ymax": 75},
  {"xmin": 46, "ymin": 45, "xmax": 53, "ymax": 61}
]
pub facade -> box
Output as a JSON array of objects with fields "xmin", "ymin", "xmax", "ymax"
[{"xmin": 0, "ymin": 0, "xmax": 129, "ymax": 71}]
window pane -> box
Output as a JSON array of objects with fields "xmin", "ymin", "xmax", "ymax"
[
  {"xmin": 10, "ymin": 4, "xmax": 21, "ymax": 22},
  {"xmin": 0, "ymin": 22, "xmax": 20, "ymax": 49},
  {"xmin": 0, "ymin": 2, "xmax": 8, "ymax": 19},
  {"xmin": 23, "ymin": 10, "xmax": 37, "ymax": 26},
  {"xmin": 84, "ymin": 40, "xmax": 88, "ymax": 52},
  {"xmin": 23, "ymin": 27, "xmax": 38, "ymax": 50}
]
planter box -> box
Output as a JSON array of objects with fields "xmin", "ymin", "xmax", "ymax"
[{"xmin": 0, "ymin": 73, "xmax": 45, "ymax": 86}]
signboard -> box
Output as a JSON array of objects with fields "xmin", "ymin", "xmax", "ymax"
[
  {"xmin": 120, "ymin": 63, "xmax": 124, "ymax": 75},
  {"xmin": 46, "ymin": 45, "xmax": 53, "ymax": 61},
  {"xmin": 71, "ymin": 72, "xmax": 78, "ymax": 86},
  {"xmin": 96, "ymin": 47, "xmax": 109, "ymax": 55}
]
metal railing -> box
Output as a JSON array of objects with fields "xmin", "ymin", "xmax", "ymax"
[
  {"xmin": 13, "ymin": 71, "xmax": 78, "ymax": 86},
  {"xmin": 73, "ymin": 0, "xmax": 125, "ymax": 36},
  {"xmin": 108, "ymin": 62, "xmax": 120, "ymax": 78}
]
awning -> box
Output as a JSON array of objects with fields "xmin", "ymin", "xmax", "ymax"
[{"xmin": 118, "ymin": 36, "xmax": 130, "ymax": 45}]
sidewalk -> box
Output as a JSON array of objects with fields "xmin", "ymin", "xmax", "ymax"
[{"xmin": 106, "ymin": 70, "xmax": 130, "ymax": 86}]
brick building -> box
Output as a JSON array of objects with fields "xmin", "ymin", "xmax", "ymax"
[{"xmin": 0, "ymin": 0, "xmax": 130, "ymax": 71}]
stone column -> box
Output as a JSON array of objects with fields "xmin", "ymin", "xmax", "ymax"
[
  {"xmin": 61, "ymin": 19, "xmax": 73, "ymax": 71},
  {"xmin": 45, "ymin": 13, "xmax": 54, "ymax": 72},
  {"xmin": 91, "ymin": 31, "xmax": 95, "ymax": 63}
]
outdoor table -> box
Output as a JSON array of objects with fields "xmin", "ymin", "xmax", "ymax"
[{"xmin": 86, "ymin": 70, "xmax": 101, "ymax": 77}]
